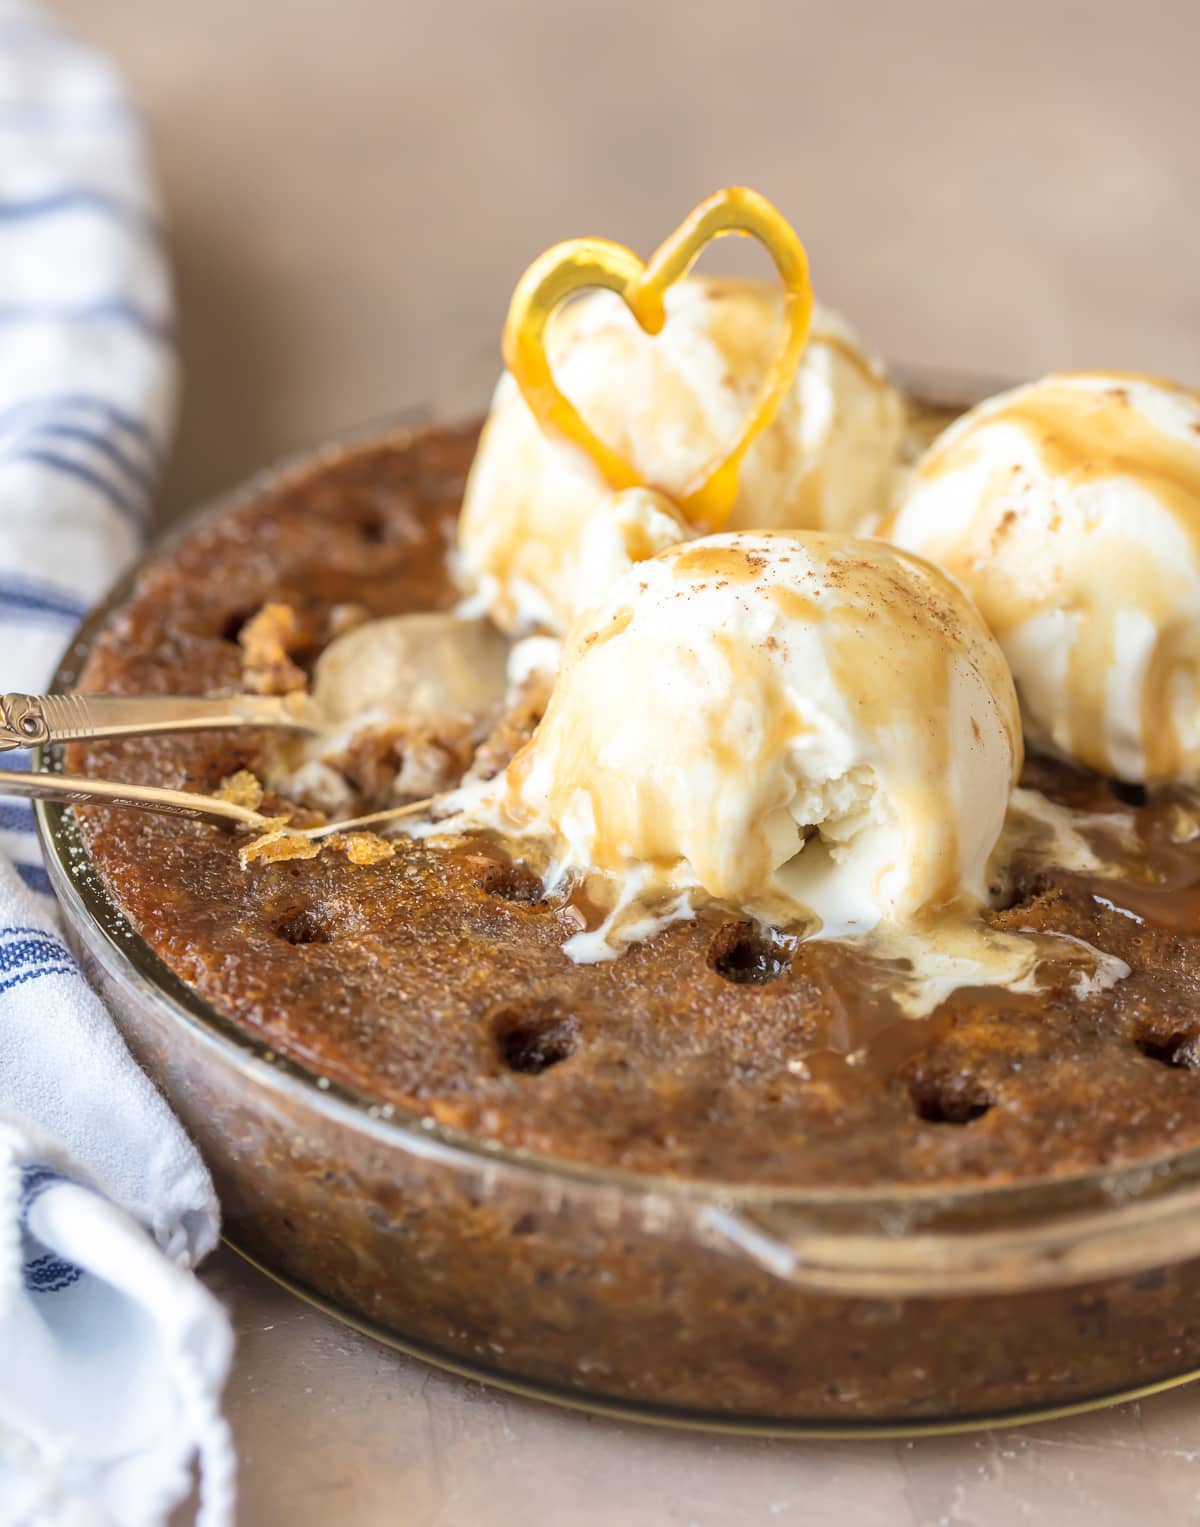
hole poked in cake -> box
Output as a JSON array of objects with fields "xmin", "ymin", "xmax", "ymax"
[
  {"xmin": 987, "ymin": 865, "xmax": 1056, "ymax": 914},
  {"xmin": 273, "ymin": 906, "xmax": 333, "ymax": 945},
  {"xmin": 480, "ymin": 861, "xmax": 548, "ymax": 908},
  {"xmin": 909, "ymin": 1077, "xmax": 993, "ymax": 1126},
  {"xmin": 708, "ymin": 921, "xmax": 796, "ymax": 985},
  {"xmin": 1135, "ymin": 1029, "xmax": 1200, "ymax": 1070},
  {"xmin": 358, "ymin": 511, "xmax": 387, "ymax": 544},
  {"xmin": 219, "ymin": 606, "xmax": 256, "ymax": 644},
  {"xmin": 1108, "ymin": 780, "xmax": 1149, "ymax": 808},
  {"xmin": 492, "ymin": 1004, "xmax": 580, "ymax": 1074}
]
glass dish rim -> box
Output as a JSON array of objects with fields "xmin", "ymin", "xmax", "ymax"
[{"xmin": 35, "ymin": 366, "xmax": 1200, "ymax": 1287}]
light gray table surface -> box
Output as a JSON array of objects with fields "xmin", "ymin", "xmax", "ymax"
[
  {"xmin": 201, "ymin": 1242, "xmax": 1200, "ymax": 1526},
  {"xmin": 52, "ymin": 1, "xmax": 1200, "ymax": 1520}
]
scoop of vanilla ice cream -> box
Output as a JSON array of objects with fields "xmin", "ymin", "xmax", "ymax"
[
  {"xmin": 882, "ymin": 372, "xmax": 1200, "ymax": 782},
  {"xmin": 446, "ymin": 531, "xmax": 1021, "ymax": 952},
  {"xmin": 457, "ymin": 277, "xmax": 904, "ymax": 634}
]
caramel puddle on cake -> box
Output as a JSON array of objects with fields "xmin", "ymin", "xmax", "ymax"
[
  {"xmin": 1072, "ymin": 785, "xmax": 1200, "ymax": 933},
  {"xmin": 424, "ymin": 804, "xmax": 1130, "ymax": 1029},
  {"xmin": 998, "ymin": 768, "xmax": 1200, "ymax": 933},
  {"xmin": 778, "ymin": 897, "xmax": 1126, "ymax": 1027}
]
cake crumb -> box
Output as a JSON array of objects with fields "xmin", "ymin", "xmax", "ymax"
[
  {"xmin": 215, "ymin": 769, "xmax": 264, "ymax": 811},
  {"xmin": 332, "ymin": 831, "xmax": 396, "ymax": 866},
  {"xmin": 323, "ymin": 711, "xmax": 481, "ymax": 808},
  {"xmin": 239, "ymin": 826, "xmax": 320, "ymax": 867},
  {"xmin": 239, "ymin": 602, "xmax": 307, "ymax": 695},
  {"xmin": 465, "ymin": 669, "xmax": 552, "ymax": 784}
]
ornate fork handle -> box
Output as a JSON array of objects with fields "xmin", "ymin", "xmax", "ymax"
[
  {"xmin": 0, "ymin": 691, "xmax": 317, "ymax": 751},
  {"xmin": 0, "ymin": 693, "xmax": 51, "ymax": 748}
]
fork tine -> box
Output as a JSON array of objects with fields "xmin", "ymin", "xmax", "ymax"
[{"xmin": 0, "ymin": 768, "xmax": 270, "ymax": 829}]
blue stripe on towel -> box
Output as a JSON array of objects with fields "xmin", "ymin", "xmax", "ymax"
[
  {"xmin": 0, "ymin": 931, "xmax": 72, "ymax": 970},
  {"xmin": 18, "ymin": 1171, "xmax": 87, "ymax": 1295},
  {"xmin": 18, "ymin": 1165, "xmax": 68, "ymax": 1234},
  {"xmin": 0, "ymin": 927, "xmax": 70, "ymax": 960},
  {"xmin": 0, "ymin": 298, "xmax": 174, "ymax": 346},
  {"xmin": 0, "ymin": 801, "xmax": 35, "ymax": 832},
  {"xmin": 19, "ymin": 1171, "xmax": 85, "ymax": 1295},
  {"xmin": 0, "ymin": 956, "xmax": 74, "ymax": 993},
  {"xmin": 0, "ymin": 928, "xmax": 71, "ymax": 967},
  {"xmin": 14, "ymin": 864, "xmax": 52, "ymax": 897},
  {"xmin": 23, "ymin": 1251, "xmax": 83, "ymax": 1294},
  {"xmin": 0, "ymin": 571, "xmax": 86, "ymax": 621},
  {"xmin": 14, "ymin": 863, "xmax": 52, "ymax": 897},
  {"xmin": 0, "ymin": 188, "xmax": 162, "ymax": 241},
  {"xmin": 16, "ymin": 421, "xmax": 155, "ymax": 494},
  {"xmin": 0, "ymin": 392, "xmax": 162, "ymax": 455},
  {"xmin": 3, "ymin": 445, "xmax": 145, "ymax": 526}
]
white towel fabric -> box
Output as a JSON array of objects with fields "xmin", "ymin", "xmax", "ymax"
[{"xmin": 0, "ymin": 5, "xmax": 234, "ymax": 1525}]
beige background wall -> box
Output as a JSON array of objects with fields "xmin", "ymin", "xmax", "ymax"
[{"xmin": 57, "ymin": 0, "xmax": 1200, "ymax": 525}]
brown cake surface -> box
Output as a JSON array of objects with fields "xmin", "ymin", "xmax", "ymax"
[{"xmin": 67, "ymin": 422, "xmax": 1200, "ymax": 1189}]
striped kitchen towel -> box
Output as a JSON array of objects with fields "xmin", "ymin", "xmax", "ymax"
[{"xmin": 0, "ymin": 6, "xmax": 233, "ymax": 1525}]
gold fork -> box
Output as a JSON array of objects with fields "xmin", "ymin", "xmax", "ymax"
[{"xmin": 2, "ymin": 766, "xmax": 432, "ymax": 839}]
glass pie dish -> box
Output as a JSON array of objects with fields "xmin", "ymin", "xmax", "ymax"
[{"xmin": 35, "ymin": 371, "xmax": 1200, "ymax": 1436}]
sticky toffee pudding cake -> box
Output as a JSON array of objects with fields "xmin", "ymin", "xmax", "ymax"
[
  {"xmin": 46, "ymin": 191, "xmax": 1200, "ymax": 1422},
  {"xmin": 65, "ymin": 412, "xmax": 1200, "ymax": 1186}
]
